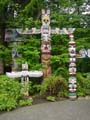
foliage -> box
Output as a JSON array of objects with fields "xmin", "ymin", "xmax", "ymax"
[
  {"xmin": 77, "ymin": 72, "xmax": 90, "ymax": 97},
  {"xmin": 19, "ymin": 97, "xmax": 33, "ymax": 106},
  {"xmin": 0, "ymin": 44, "xmax": 12, "ymax": 65},
  {"xmin": 82, "ymin": 73, "xmax": 90, "ymax": 96},
  {"xmin": 75, "ymin": 28, "xmax": 90, "ymax": 74},
  {"xmin": 76, "ymin": 58, "xmax": 90, "ymax": 73},
  {"xmin": 46, "ymin": 0, "xmax": 90, "ymax": 28},
  {"xmin": 0, "ymin": 75, "xmax": 22, "ymax": 111},
  {"xmin": 23, "ymin": 0, "xmax": 43, "ymax": 18},
  {"xmin": 29, "ymin": 79, "xmax": 42, "ymax": 95},
  {"xmin": 0, "ymin": 0, "xmax": 89, "ymax": 28},
  {"xmin": 46, "ymin": 96, "xmax": 56, "ymax": 102},
  {"xmin": 54, "ymin": 67, "xmax": 69, "ymax": 79},
  {"xmin": 21, "ymin": 80, "xmax": 29, "ymax": 95},
  {"xmin": 77, "ymin": 73, "xmax": 86, "ymax": 97},
  {"xmin": 17, "ymin": 37, "xmax": 42, "ymax": 70},
  {"xmin": 40, "ymin": 75, "xmax": 68, "ymax": 98},
  {"xmin": 51, "ymin": 34, "xmax": 69, "ymax": 75}
]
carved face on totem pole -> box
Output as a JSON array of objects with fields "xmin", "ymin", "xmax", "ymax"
[
  {"xmin": 41, "ymin": 25, "xmax": 51, "ymax": 41},
  {"xmin": 69, "ymin": 45, "xmax": 76, "ymax": 57},
  {"xmin": 69, "ymin": 66, "xmax": 76, "ymax": 75},
  {"xmin": 69, "ymin": 62, "xmax": 76, "ymax": 67},
  {"xmin": 42, "ymin": 9, "xmax": 50, "ymax": 25},
  {"xmin": 69, "ymin": 83, "xmax": 77, "ymax": 92},
  {"xmin": 41, "ymin": 41, "xmax": 51, "ymax": 53},
  {"xmin": 69, "ymin": 76, "xmax": 77, "ymax": 93},
  {"xmin": 69, "ymin": 77, "xmax": 76, "ymax": 84}
]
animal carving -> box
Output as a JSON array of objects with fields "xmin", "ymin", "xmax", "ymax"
[
  {"xmin": 41, "ymin": 54, "xmax": 51, "ymax": 65},
  {"xmin": 41, "ymin": 54, "xmax": 51, "ymax": 77},
  {"xmin": 42, "ymin": 9, "xmax": 50, "ymax": 25},
  {"xmin": 69, "ymin": 45, "xmax": 76, "ymax": 57},
  {"xmin": 41, "ymin": 41, "xmax": 51, "ymax": 53}
]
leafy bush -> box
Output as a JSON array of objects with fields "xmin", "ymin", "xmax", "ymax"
[
  {"xmin": 54, "ymin": 67, "xmax": 69, "ymax": 79},
  {"xmin": 29, "ymin": 78, "xmax": 42, "ymax": 95},
  {"xmin": 77, "ymin": 72, "xmax": 90, "ymax": 97},
  {"xmin": 19, "ymin": 97, "xmax": 33, "ymax": 106},
  {"xmin": 0, "ymin": 75, "xmax": 22, "ymax": 111},
  {"xmin": 46, "ymin": 96, "xmax": 56, "ymax": 102},
  {"xmin": 82, "ymin": 73, "xmax": 90, "ymax": 96},
  {"xmin": 40, "ymin": 75, "xmax": 68, "ymax": 98},
  {"xmin": 77, "ymin": 73, "xmax": 86, "ymax": 97},
  {"xmin": 58, "ymin": 91, "xmax": 68, "ymax": 98}
]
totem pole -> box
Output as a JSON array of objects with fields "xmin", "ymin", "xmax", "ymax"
[
  {"xmin": 41, "ymin": 9, "xmax": 51, "ymax": 77},
  {"xmin": 5, "ymin": 28, "xmax": 20, "ymax": 71},
  {"xmin": 16, "ymin": 9, "xmax": 51, "ymax": 77},
  {"xmin": 68, "ymin": 33, "xmax": 77, "ymax": 99}
]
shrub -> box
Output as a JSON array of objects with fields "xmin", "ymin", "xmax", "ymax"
[
  {"xmin": 29, "ymin": 79, "xmax": 42, "ymax": 95},
  {"xmin": 83, "ymin": 73, "xmax": 90, "ymax": 96},
  {"xmin": 0, "ymin": 75, "xmax": 22, "ymax": 111},
  {"xmin": 40, "ymin": 75, "xmax": 68, "ymax": 98},
  {"xmin": 58, "ymin": 91, "xmax": 68, "ymax": 98},
  {"xmin": 19, "ymin": 97, "xmax": 33, "ymax": 106},
  {"xmin": 46, "ymin": 96, "xmax": 56, "ymax": 102},
  {"xmin": 76, "ymin": 72, "xmax": 90, "ymax": 97},
  {"xmin": 54, "ymin": 67, "xmax": 69, "ymax": 79}
]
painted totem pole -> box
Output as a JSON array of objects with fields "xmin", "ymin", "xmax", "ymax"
[
  {"xmin": 16, "ymin": 9, "xmax": 51, "ymax": 77},
  {"xmin": 68, "ymin": 33, "xmax": 77, "ymax": 99},
  {"xmin": 41, "ymin": 9, "xmax": 51, "ymax": 77},
  {"xmin": 5, "ymin": 29, "xmax": 20, "ymax": 71}
]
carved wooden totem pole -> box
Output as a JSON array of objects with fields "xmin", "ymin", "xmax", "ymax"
[
  {"xmin": 16, "ymin": 9, "xmax": 52, "ymax": 78},
  {"xmin": 69, "ymin": 33, "xmax": 77, "ymax": 99},
  {"xmin": 41, "ymin": 9, "xmax": 51, "ymax": 77}
]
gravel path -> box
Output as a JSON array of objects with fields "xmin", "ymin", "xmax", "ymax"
[{"xmin": 0, "ymin": 99, "xmax": 90, "ymax": 120}]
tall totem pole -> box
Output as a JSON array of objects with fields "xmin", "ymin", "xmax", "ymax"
[
  {"xmin": 41, "ymin": 9, "xmax": 51, "ymax": 77},
  {"xmin": 16, "ymin": 9, "xmax": 52, "ymax": 78},
  {"xmin": 69, "ymin": 33, "xmax": 77, "ymax": 99}
]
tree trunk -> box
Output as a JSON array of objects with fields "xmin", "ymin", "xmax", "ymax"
[
  {"xmin": 0, "ymin": 62, "xmax": 4, "ymax": 74},
  {"xmin": 0, "ymin": 26, "xmax": 5, "ymax": 74}
]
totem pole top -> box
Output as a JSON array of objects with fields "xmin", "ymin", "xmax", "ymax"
[
  {"xmin": 16, "ymin": 28, "xmax": 75, "ymax": 35},
  {"xmin": 16, "ymin": 9, "xmax": 75, "ymax": 36},
  {"xmin": 5, "ymin": 9, "xmax": 75, "ymax": 43}
]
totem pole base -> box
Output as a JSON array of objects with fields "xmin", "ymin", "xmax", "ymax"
[{"xmin": 69, "ymin": 93, "xmax": 77, "ymax": 100}]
